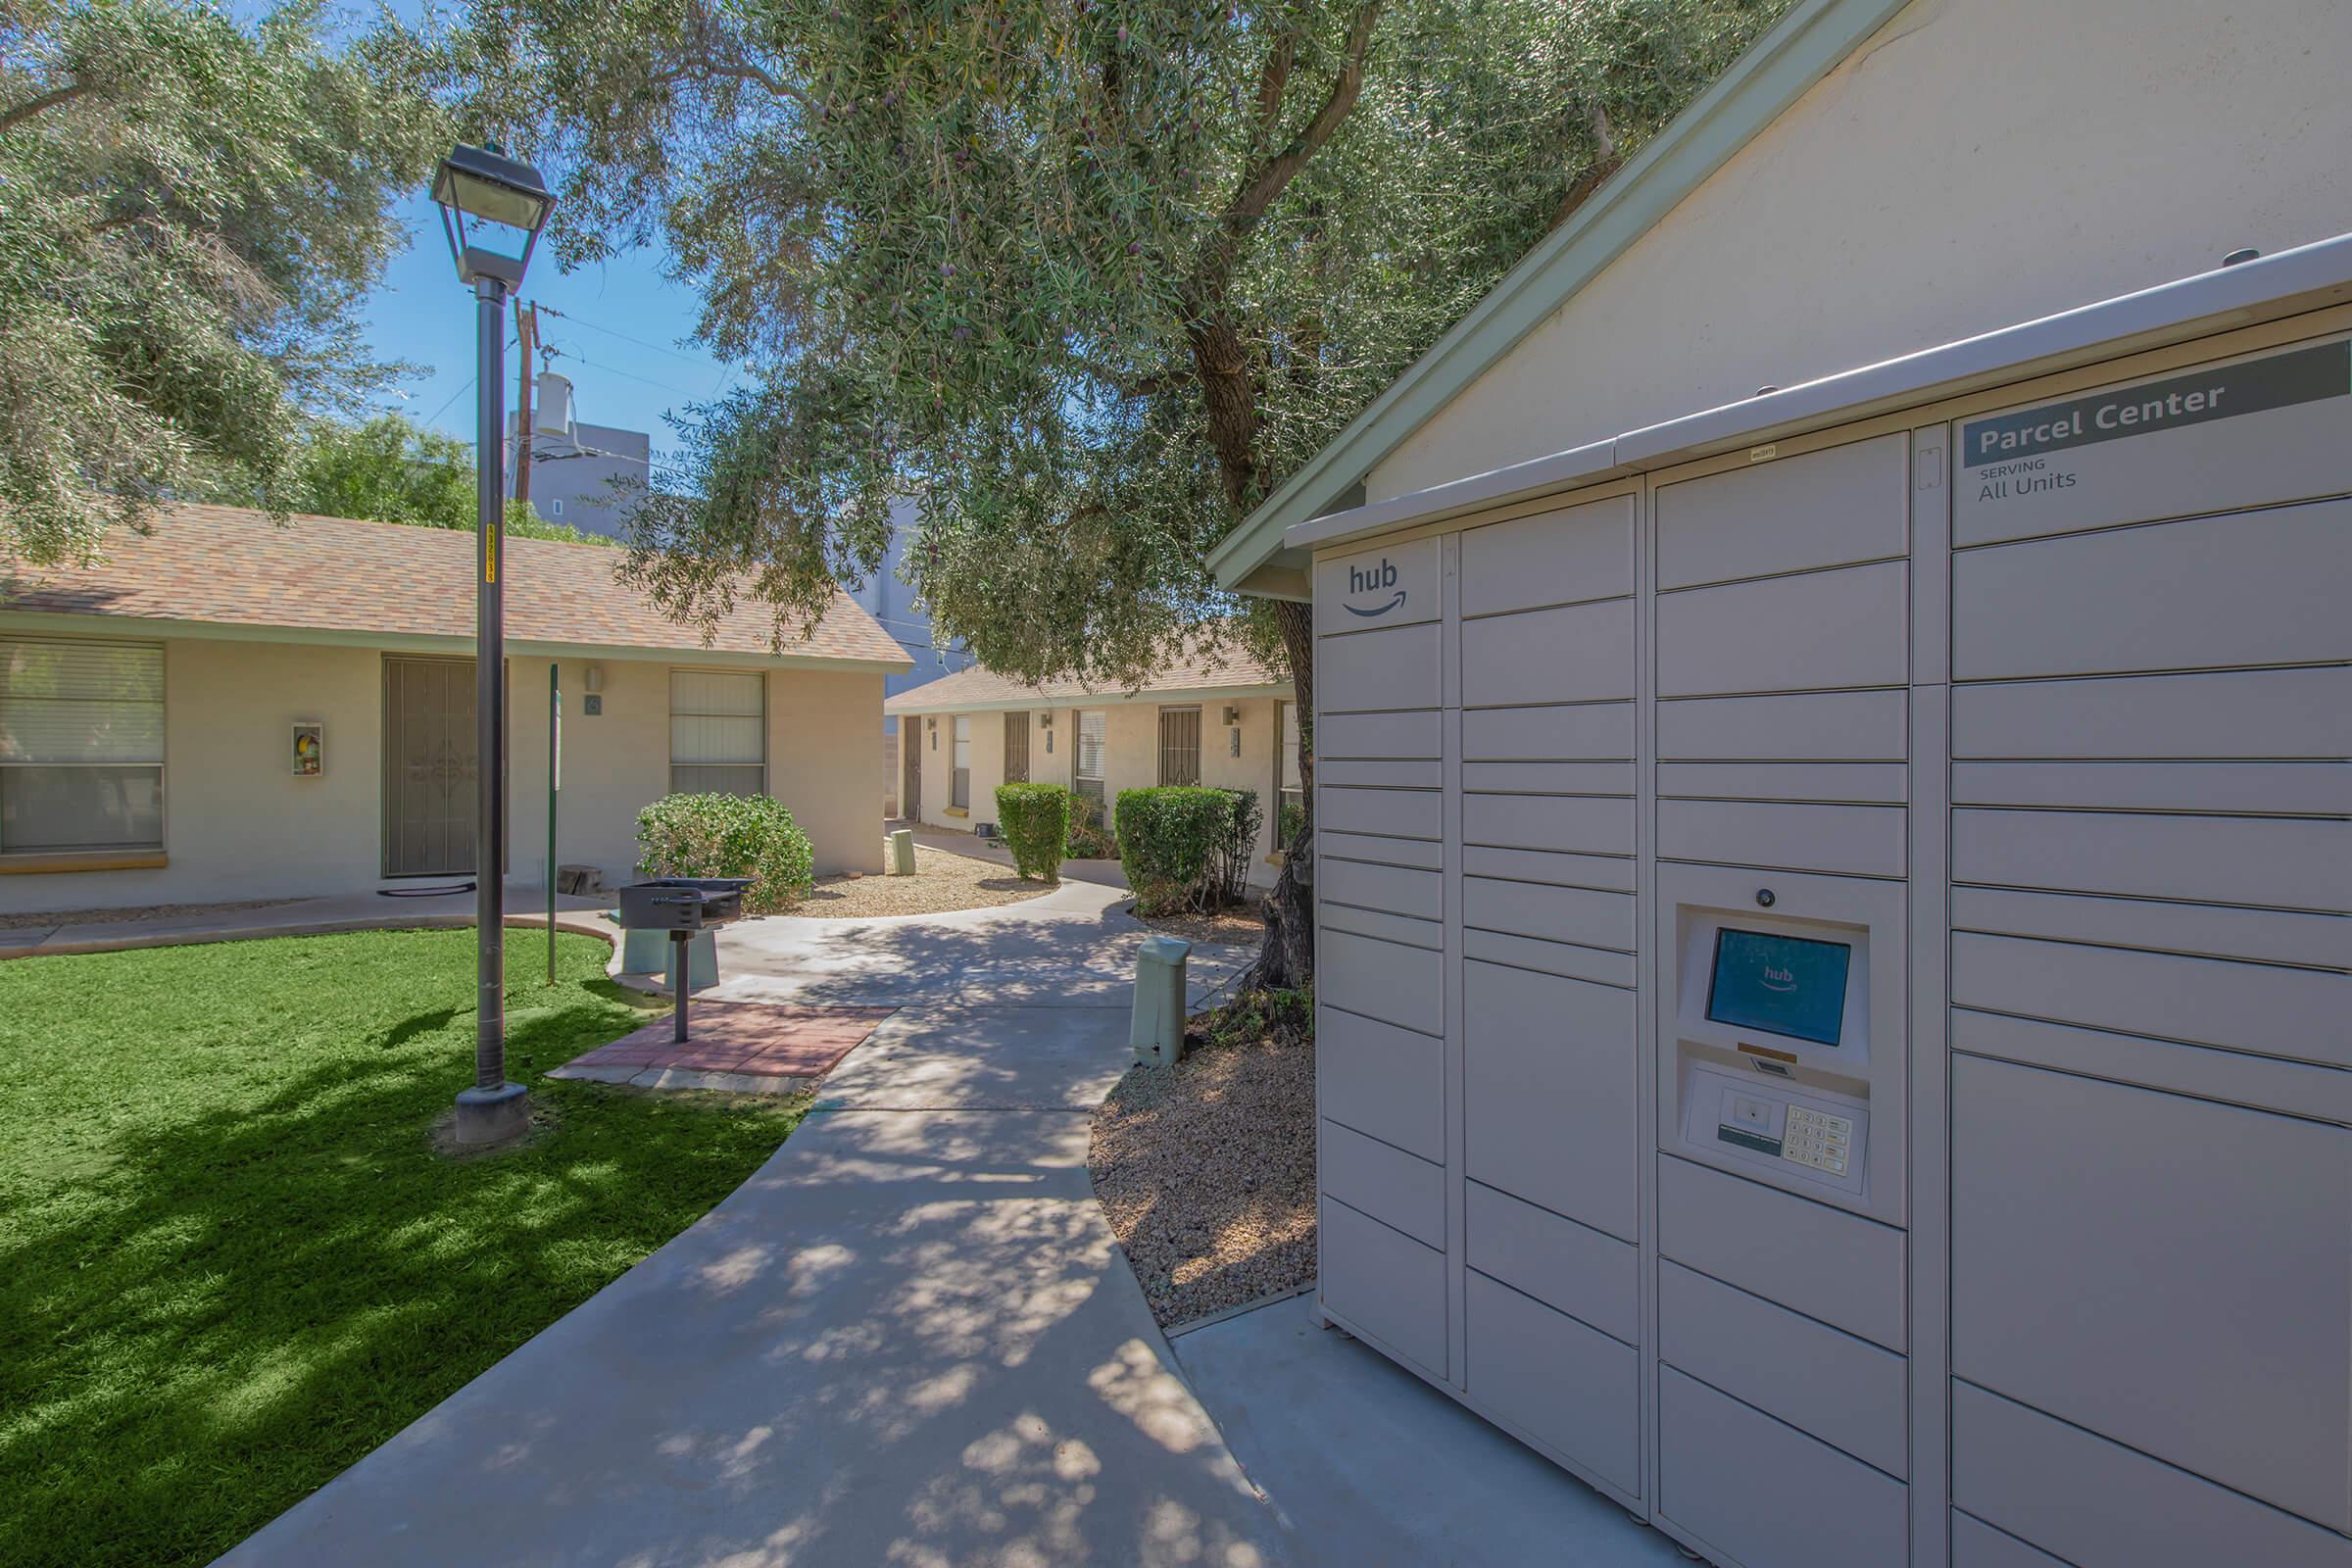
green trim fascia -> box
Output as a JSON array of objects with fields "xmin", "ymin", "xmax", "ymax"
[{"xmin": 1207, "ymin": 0, "xmax": 1911, "ymax": 590}]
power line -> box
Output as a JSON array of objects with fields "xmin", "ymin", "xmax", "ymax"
[{"xmin": 534, "ymin": 304, "xmax": 711, "ymax": 367}]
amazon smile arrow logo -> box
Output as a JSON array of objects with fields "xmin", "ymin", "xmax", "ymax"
[{"xmin": 1344, "ymin": 557, "xmax": 1405, "ymax": 618}]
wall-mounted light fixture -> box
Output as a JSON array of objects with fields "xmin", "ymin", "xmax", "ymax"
[
  {"xmin": 583, "ymin": 663, "xmax": 603, "ymax": 693},
  {"xmin": 1222, "ymin": 706, "xmax": 1242, "ymax": 726}
]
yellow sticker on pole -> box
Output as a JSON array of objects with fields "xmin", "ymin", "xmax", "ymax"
[{"xmin": 485, "ymin": 524, "xmax": 499, "ymax": 584}]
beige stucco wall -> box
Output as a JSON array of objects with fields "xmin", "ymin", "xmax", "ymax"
[
  {"xmin": 0, "ymin": 632, "xmax": 884, "ymax": 913},
  {"xmin": 1372, "ymin": 0, "xmax": 2352, "ymax": 501},
  {"xmin": 900, "ymin": 696, "xmax": 1288, "ymax": 881}
]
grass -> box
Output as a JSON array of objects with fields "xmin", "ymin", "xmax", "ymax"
[{"xmin": 0, "ymin": 928, "xmax": 807, "ymax": 1568}]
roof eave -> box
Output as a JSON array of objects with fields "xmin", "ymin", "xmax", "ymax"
[
  {"xmin": 884, "ymin": 680, "xmax": 1294, "ymax": 717},
  {"xmin": 1208, "ymin": 0, "xmax": 1910, "ymax": 592},
  {"xmin": 0, "ymin": 607, "xmax": 914, "ymax": 672}
]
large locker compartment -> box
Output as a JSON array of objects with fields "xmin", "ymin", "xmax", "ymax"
[{"xmin": 1307, "ymin": 307, "xmax": 2352, "ymax": 1568}]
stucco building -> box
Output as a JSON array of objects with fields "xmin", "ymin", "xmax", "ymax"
[
  {"xmin": 883, "ymin": 649, "xmax": 1297, "ymax": 876},
  {"xmin": 0, "ymin": 504, "xmax": 906, "ymax": 911}
]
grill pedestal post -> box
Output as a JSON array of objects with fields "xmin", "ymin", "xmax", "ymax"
[{"xmin": 670, "ymin": 929, "xmax": 692, "ymax": 1044}]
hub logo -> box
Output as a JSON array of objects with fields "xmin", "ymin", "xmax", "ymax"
[{"xmin": 1344, "ymin": 557, "xmax": 1407, "ymax": 618}]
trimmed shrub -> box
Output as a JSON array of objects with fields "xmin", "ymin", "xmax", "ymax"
[
  {"xmin": 1278, "ymin": 797, "xmax": 1306, "ymax": 853},
  {"xmin": 635, "ymin": 792, "xmax": 814, "ymax": 913},
  {"xmin": 1113, "ymin": 787, "xmax": 1228, "ymax": 915},
  {"xmin": 994, "ymin": 782, "xmax": 1070, "ymax": 882},
  {"xmin": 1208, "ymin": 788, "xmax": 1263, "ymax": 908},
  {"xmin": 1065, "ymin": 792, "xmax": 1116, "ymax": 859}
]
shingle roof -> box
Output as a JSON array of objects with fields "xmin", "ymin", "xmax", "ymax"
[
  {"xmin": 0, "ymin": 503, "xmax": 909, "ymax": 666},
  {"xmin": 883, "ymin": 644, "xmax": 1289, "ymax": 714}
]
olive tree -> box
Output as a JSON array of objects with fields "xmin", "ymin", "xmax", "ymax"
[
  {"xmin": 1, "ymin": 0, "xmax": 446, "ymax": 563},
  {"xmin": 454, "ymin": 0, "xmax": 1788, "ymax": 986}
]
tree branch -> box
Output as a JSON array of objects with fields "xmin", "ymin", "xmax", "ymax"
[
  {"xmin": 1549, "ymin": 101, "xmax": 1620, "ymax": 229},
  {"xmin": 0, "ymin": 80, "xmax": 88, "ymax": 135},
  {"xmin": 1224, "ymin": 2, "xmax": 1380, "ymax": 236}
]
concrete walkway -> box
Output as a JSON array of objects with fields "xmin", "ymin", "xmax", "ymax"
[{"xmin": 219, "ymin": 874, "xmax": 1285, "ymax": 1568}]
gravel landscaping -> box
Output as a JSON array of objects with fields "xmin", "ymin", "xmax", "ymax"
[
  {"xmin": 1089, "ymin": 997, "xmax": 1316, "ymax": 1329},
  {"xmin": 1127, "ymin": 904, "xmax": 1267, "ymax": 948},
  {"xmin": 774, "ymin": 843, "xmax": 1054, "ymax": 918}
]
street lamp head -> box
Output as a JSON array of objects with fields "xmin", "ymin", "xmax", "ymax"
[{"xmin": 432, "ymin": 142, "xmax": 554, "ymax": 291}]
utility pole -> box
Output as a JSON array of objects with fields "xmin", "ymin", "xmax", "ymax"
[{"xmin": 513, "ymin": 300, "xmax": 538, "ymax": 506}]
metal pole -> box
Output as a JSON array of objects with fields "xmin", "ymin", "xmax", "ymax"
[
  {"xmin": 454, "ymin": 273, "xmax": 528, "ymax": 1145},
  {"xmin": 548, "ymin": 662, "xmax": 559, "ymax": 986}
]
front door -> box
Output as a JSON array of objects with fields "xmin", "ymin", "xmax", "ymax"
[{"xmin": 383, "ymin": 656, "xmax": 477, "ymax": 876}]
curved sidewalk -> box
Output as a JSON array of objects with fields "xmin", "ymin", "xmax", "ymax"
[{"xmin": 218, "ymin": 879, "xmax": 1283, "ymax": 1568}]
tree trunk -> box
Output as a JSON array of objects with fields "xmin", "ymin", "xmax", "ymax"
[{"xmin": 1239, "ymin": 597, "xmax": 1314, "ymax": 995}]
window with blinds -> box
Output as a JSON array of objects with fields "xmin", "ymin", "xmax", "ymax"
[
  {"xmin": 0, "ymin": 638, "xmax": 165, "ymax": 855},
  {"xmin": 669, "ymin": 669, "xmax": 765, "ymax": 796},
  {"xmin": 1076, "ymin": 710, "xmax": 1106, "ymax": 802},
  {"xmin": 1158, "ymin": 706, "xmax": 1202, "ymax": 786}
]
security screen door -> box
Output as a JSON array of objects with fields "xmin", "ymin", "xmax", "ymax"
[
  {"xmin": 1004, "ymin": 711, "xmax": 1030, "ymax": 782},
  {"xmin": 383, "ymin": 656, "xmax": 477, "ymax": 876},
  {"xmin": 1158, "ymin": 706, "xmax": 1201, "ymax": 785}
]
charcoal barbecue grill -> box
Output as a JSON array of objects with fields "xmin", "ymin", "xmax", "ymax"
[{"xmin": 617, "ymin": 877, "xmax": 752, "ymax": 1041}]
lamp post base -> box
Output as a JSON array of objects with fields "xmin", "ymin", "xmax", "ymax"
[{"xmin": 453, "ymin": 1082, "xmax": 531, "ymax": 1146}]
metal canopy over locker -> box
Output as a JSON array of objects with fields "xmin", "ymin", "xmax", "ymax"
[{"xmin": 1301, "ymin": 253, "xmax": 2352, "ymax": 1568}]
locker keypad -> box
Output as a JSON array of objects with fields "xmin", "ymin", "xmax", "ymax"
[{"xmin": 1782, "ymin": 1105, "xmax": 1852, "ymax": 1176}]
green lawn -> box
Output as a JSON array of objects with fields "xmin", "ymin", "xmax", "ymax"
[{"xmin": 0, "ymin": 928, "xmax": 806, "ymax": 1568}]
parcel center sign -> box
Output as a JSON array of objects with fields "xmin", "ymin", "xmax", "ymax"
[{"xmin": 1953, "ymin": 339, "xmax": 2352, "ymax": 546}]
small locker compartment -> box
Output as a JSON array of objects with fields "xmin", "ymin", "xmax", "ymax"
[
  {"xmin": 1463, "ymin": 1270, "xmax": 1641, "ymax": 1502},
  {"xmin": 1655, "ymin": 432, "xmax": 1909, "ymax": 591},
  {"xmin": 1319, "ymin": 1196, "xmax": 1448, "ymax": 1380},
  {"xmin": 1658, "ymin": 1155, "xmax": 1906, "ymax": 1352},
  {"xmin": 1464, "ymin": 1180, "xmax": 1638, "ymax": 1343},
  {"xmin": 1658, "ymin": 1260, "xmax": 1907, "ymax": 1478},
  {"xmin": 1951, "ymin": 1380, "xmax": 2352, "ymax": 1568},
  {"xmin": 1463, "ymin": 959, "xmax": 1638, "ymax": 1240},
  {"xmin": 1319, "ymin": 928, "xmax": 1444, "ymax": 1039},
  {"xmin": 1318, "ymin": 1004, "xmax": 1443, "ymax": 1163},
  {"xmin": 1320, "ymin": 1118, "xmax": 1444, "ymax": 1250},
  {"xmin": 1951, "ymin": 1054, "xmax": 2352, "ymax": 1532},
  {"xmin": 1658, "ymin": 1367, "xmax": 1908, "ymax": 1568}
]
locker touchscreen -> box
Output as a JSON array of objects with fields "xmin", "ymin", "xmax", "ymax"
[{"xmin": 1704, "ymin": 928, "xmax": 1851, "ymax": 1048}]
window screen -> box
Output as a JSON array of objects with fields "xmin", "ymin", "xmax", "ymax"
[
  {"xmin": 1076, "ymin": 710, "xmax": 1106, "ymax": 802},
  {"xmin": 0, "ymin": 638, "xmax": 165, "ymax": 854},
  {"xmin": 669, "ymin": 669, "xmax": 765, "ymax": 796},
  {"xmin": 1158, "ymin": 706, "xmax": 1201, "ymax": 786}
]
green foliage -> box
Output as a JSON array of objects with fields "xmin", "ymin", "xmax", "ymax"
[
  {"xmin": 193, "ymin": 412, "xmax": 613, "ymax": 543},
  {"xmin": 1114, "ymin": 784, "xmax": 1242, "ymax": 915},
  {"xmin": 1209, "ymin": 786, "xmax": 1263, "ymax": 908},
  {"xmin": 1278, "ymin": 797, "xmax": 1306, "ymax": 853},
  {"xmin": 635, "ymin": 792, "xmax": 815, "ymax": 911},
  {"xmin": 1204, "ymin": 984, "xmax": 1314, "ymax": 1050},
  {"xmin": 0, "ymin": 928, "xmax": 804, "ymax": 1568},
  {"xmin": 1, "ymin": 0, "xmax": 446, "ymax": 564},
  {"xmin": 451, "ymin": 0, "xmax": 1789, "ymax": 680},
  {"xmin": 1065, "ymin": 790, "xmax": 1116, "ymax": 859},
  {"xmin": 993, "ymin": 781, "xmax": 1071, "ymax": 881}
]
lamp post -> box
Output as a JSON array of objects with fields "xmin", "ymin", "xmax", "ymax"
[{"xmin": 432, "ymin": 142, "xmax": 554, "ymax": 1147}]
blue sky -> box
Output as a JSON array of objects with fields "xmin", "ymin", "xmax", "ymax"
[{"xmin": 358, "ymin": 193, "xmax": 738, "ymax": 462}]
